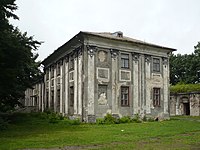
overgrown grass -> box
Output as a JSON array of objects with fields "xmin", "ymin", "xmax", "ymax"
[{"xmin": 0, "ymin": 113, "xmax": 200, "ymax": 150}]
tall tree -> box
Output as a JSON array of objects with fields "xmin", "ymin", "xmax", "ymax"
[
  {"xmin": 170, "ymin": 42, "xmax": 200, "ymax": 85},
  {"xmin": 0, "ymin": 0, "xmax": 41, "ymax": 112}
]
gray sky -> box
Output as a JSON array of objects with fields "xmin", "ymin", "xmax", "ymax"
[{"xmin": 11, "ymin": 0, "xmax": 200, "ymax": 61}]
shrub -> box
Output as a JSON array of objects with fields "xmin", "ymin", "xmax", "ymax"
[
  {"xmin": 119, "ymin": 116, "xmax": 131, "ymax": 123},
  {"xmin": 96, "ymin": 114, "xmax": 117, "ymax": 125},
  {"xmin": 170, "ymin": 83, "xmax": 200, "ymax": 94},
  {"xmin": 142, "ymin": 115, "xmax": 147, "ymax": 122},
  {"xmin": 69, "ymin": 119, "xmax": 81, "ymax": 125},
  {"xmin": 132, "ymin": 114, "xmax": 142, "ymax": 123},
  {"xmin": 104, "ymin": 113, "xmax": 116, "ymax": 124},
  {"xmin": 96, "ymin": 118, "xmax": 105, "ymax": 125},
  {"xmin": 147, "ymin": 117, "xmax": 155, "ymax": 122}
]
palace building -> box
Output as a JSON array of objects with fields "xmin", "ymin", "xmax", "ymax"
[{"xmin": 24, "ymin": 31, "xmax": 176, "ymax": 122}]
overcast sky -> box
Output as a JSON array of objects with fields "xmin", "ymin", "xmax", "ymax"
[{"xmin": 11, "ymin": 0, "xmax": 200, "ymax": 61}]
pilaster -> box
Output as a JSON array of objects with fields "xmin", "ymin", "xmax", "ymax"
[
  {"xmin": 87, "ymin": 45, "xmax": 96, "ymax": 122},
  {"xmin": 145, "ymin": 55, "xmax": 151, "ymax": 114},
  {"xmin": 74, "ymin": 53, "xmax": 78, "ymax": 114},
  {"xmin": 132, "ymin": 52, "xmax": 140, "ymax": 114},
  {"xmin": 78, "ymin": 49, "xmax": 83, "ymax": 115},
  {"xmin": 110, "ymin": 49, "xmax": 119, "ymax": 114},
  {"xmin": 163, "ymin": 57, "xmax": 169, "ymax": 115},
  {"xmin": 60, "ymin": 62, "xmax": 63, "ymax": 113},
  {"xmin": 64, "ymin": 57, "xmax": 69, "ymax": 114},
  {"xmin": 48, "ymin": 67, "xmax": 51, "ymax": 108},
  {"xmin": 53, "ymin": 66, "xmax": 57, "ymax": 112}
]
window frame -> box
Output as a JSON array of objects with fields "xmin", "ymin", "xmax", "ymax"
[
  {"xmin": 153, "ymin": 87, "xmax": 161, "ymax": 107},
  {"xmin": 121, "ymin": 86, "xmax": 129, "ymax": 107},
  {"xmin": 69, "ymin": 86, "xmax": 74, "ymax": 107},
  {"xmin": 121, "ymin": 53, "xmax": 129, "ymax": 69},
  {"xmin": 152, "ymin": 58, "xmax": 161, "ymax": 72}
]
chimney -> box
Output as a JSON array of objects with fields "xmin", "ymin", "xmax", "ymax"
[{"xmin": 112, "ymin": 31, "xmax": 123, "ymax": 38}]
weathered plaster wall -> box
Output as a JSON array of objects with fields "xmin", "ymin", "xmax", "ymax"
[{"xmin": 170, "ymin": 92, "xmax": 200, "ymax": 116}]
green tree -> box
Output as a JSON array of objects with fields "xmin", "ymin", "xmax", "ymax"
[
  {"xmin": 0, "ymin": 0, "xmax": 41, "ymax": 112},
  {"xmin": 170, "ymin": 42, "xmax": 200, "ymax": 85}
]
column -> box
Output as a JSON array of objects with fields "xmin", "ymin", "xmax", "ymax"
[
  {"xmin": 38, "ymin": 83, "xmax": 41, "ymax": 111},
  {"xmin": 60, "ymin": 62, "xmax": 63, "ymax": 113},
  {"xmin": 64, "ymin": 58, "xmax": 69, "ymax": 114},
  {"xmin": 140, "ymin": 55, "xmax": 145, "ymax": 115},
  {"xmin": 87, "ymin": 46, "xmax": 96, "ymax": 122},
  {"xmin": 111, "ymin": 49, "xmax": 118, "ymax": 114},
  {"xmin": 145, "ymin": 55, "xmax": 151, "ymax": 114},
  {"xmin": 54, "ymin": 65, "xmax": 57, "ymax": 112},
  {"xmin": 41, "ymin": 82, "xmax": 44, "ymax": 112},
  {"xmin": 48, "ymin": 67, "xmax": 51, "ymax": 108},
  {"xmin": 78, "ymin": 49, "xmax": 83, "ymax": 115},
  {"xmin": 74, "ymin": 55, "xmax": 78, "ymax": 115},
  {"xmin": 132, "ymin": 53, "xmax": 140, "ymax": 114},
  {"xmin": 163, "ymin": 57, "xmax": 169, "ymax": 116}
]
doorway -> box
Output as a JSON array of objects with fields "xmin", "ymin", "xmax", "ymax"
[{"xmin": 183, "ymin": 103, "xmax": 190, "ymax": 115}]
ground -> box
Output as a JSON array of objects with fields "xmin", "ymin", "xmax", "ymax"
[{"xmin": 0, "ymin": 113, "xmax": 200, "ymax": 150}]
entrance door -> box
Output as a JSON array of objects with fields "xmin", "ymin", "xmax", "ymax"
[{"xmin": 183, "ymin": 103, "xmax": 190, "ymax": 115}]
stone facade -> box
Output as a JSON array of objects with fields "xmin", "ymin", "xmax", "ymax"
[
  {"xmin": 170, "ymin": 92, "xmax": 200, "ymax": 116},
  {"xmin": 24, "ymin": 31, "xmax": 175, "ymax": 122}
]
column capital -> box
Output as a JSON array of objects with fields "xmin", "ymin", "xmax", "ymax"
[
  {"xmin": 145, "ymin": 54, "xmax": 151, "ymax": 63},
  {"xmin": 110, "ymin": 49, "xmax": 119, "ymax": 59},
  {"xmin": 132, "ymin": 52, "xmax": 140, "ymax": 61},
  {"xmin": 87, "ymin": 45, "xmax": 97, "ymax": 57},
  {"xmin": 162, "ymin": 57, "xmax": 168, "ymax": 67}
]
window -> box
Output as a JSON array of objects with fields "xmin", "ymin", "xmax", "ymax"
[
  {"xmin": 57, "ymin": 89, "xmax": 60, "ymax": 109},
  {"xmin": 153, "ymin": 58, "xmax": 160, "ymax": 72},
  {"xmin": 69, "ymin": 57, "xmax": 74, "ymax": 70},
  {"xmin": 51, "ymin": 66, "xmax": 54, "ymax": 78},
  {"xmin": 121, "ymin": 86, "xmax": 129, "ymax": 106},
  {"xmin": 153, "ymin": 88, "xmax": 161, "ymax": 107},
  {"xmin": 57, "ymin": 63, "xmax": 61, "ymax": 76},
  {"xmin": 46, "ymin": 70, "xmax": 49, "ymax": 80},
  {"xmin": 51, "ymin": 79, "xmax": 54, "ymax": 87},
  {"xmin": 70, "ymin": 86, "xmax": 74, "ymax": 107},
  {"xmin": 51, "ymin": 90, "xmax": 54, "ymax": 109},
  {"xmin": 121, "ymin": 54, "xmax": 129, "ymax": 68}
]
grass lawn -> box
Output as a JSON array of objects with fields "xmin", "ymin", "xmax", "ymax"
[{"xmin": 0, "ymin": 114, "xmax": 200, "ymax": 150}]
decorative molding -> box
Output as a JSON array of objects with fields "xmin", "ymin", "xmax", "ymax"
[
  {"xmin": 78, "ymin": 48, "xmax": 82, "ymax": 58},
  {"xmin": 145, "ymin": 54, "xmax": 151, "ymax": 63},
  {"xmin": 98, "ymin": 50, "xmax": 107, "ymax": 62},
  {"xmin": 162, "ymin": 57, "xmax": 168, "ymax": 67},
  {"xmin": 119, "ymin": 70, "xmax": 131, "ymax": 81},
  {"xmin": 64, "ymin": 55, "xmax": 69, "ymax": 63},
  {"xmin": 87, "ymin": 45, "xmax": 97, "ymax": 57},
  {"xmin": 110, "ymin": 49, "xmax": 119, "ymax": 59},
  {"xmin": 97, "ymin": 67, "xmax": 109, "ymax": 82},
  {"xmin": 132, "ymin": 52, "xmax": 140, "ymax": 61}
]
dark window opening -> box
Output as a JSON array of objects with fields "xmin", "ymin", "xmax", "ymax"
[
  {"xmin": 153, "ymin": 58, "xmax": 160, "ymax": 72},
  {"xmin": 51, "ymin": 90, "xmax": 54, "ymax": 109},
  {"xmin": 153, "ymin": 88, "xmax": 160, "ymax": 107},
  {"xmin": 121, "ymin": 54, "xmax": 129, "ymax": 69},
  {"xmin": 121, "ymin": 86, "xmax": 129, "ymax": 106},
  {"xmin": 70, "ymin": 86, "xmax": 74, "ymax": 107}
]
